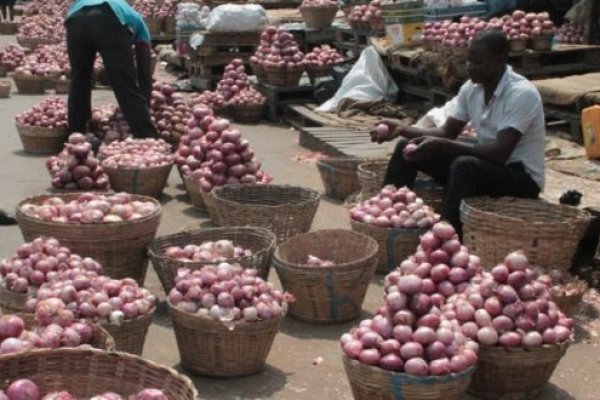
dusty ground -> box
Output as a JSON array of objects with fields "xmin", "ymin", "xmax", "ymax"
[{"xmin": 0, "ymin": 34, "xmax": 599, "ymax": 399}]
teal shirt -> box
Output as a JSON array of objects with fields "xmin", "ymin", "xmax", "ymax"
[{"xmin": 67, "ymin": 0, "xmax": 151, "ymax": 44}]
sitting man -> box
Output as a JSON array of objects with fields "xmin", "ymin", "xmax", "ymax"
[{"xmin": 371, "ymin": 30, "xmax": 545, "ymax": 235}]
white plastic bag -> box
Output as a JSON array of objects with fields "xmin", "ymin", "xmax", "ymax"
[
  {"xmin": 414, "ymin": 97, "xmax": 458, "ymax": 128},
  {"xmin": 206, "ymin": 4, "xmax": 267, "ymax": 33},
  {"xmin": 316, "ymin": 46, "xmax": 398, "ymax": 113}
]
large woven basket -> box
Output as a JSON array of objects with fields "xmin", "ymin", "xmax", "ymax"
[
  {"xmin": 0, "ymin": 348, "xmax": 197, "ymax": 399},
  {"xmin": 317, "ymin": 157, "xmax": 367, "ymax": 201},
  {"xmin": 169, "ymin": 303, "xmax": 281, "ymax": 377},
  {"xmin": 100, "ymin": 310, "xmax": 154, "ymax": 355},
  {"xmin": 199, "ymin": 190, "xmax": 221, "ymax": 224},
  {"xmin": 13, "ymin": 74, "xmax": 46, "ymax": 94},
  {"xmin": 211, "ymin": 184, "xmax": 321, "ymax": 242},
  {"xmin": 0, "ymin": 286, "xmax": 29, "ymax": 314},
  {"xmin": 163, "ymin": 16, "xmax": 176, "ymax": 35},
  {"xmin": 145, "ymin": 17, "xmax": 163, "ymax": 36},
  {"xmin": 54, "ymin": 78, "xmax": 70, "ymax": 94},
  {"xmin": 299, "ymin": 5, "xmax": 338, "ymax": 29},
  {"xmin": 183, "ymin": 174, "xmax": 207, "ymax": 212},
  {"xmin": 250, "ymin": 62, "xmax": 268, "ymax": 83},
  {"xmin": 461, "ymin": 197, "xmax": 590, "ymax": 270},
  {"xmin": 273, "ymin": 229, "xmax": 378, "ymax": 323},
  {"xmin": 16, "ymin": 193, "xmax": 162, "ymax": 285},
  {"xmin": 551, "ymin": 282, "xmax": 587, "ymax": 317},
  {"xmin": 102, "ymin": 162, "xmax": 173, "ymax": 199},
  {"xmin": 357, "ymin": 159, "xmax": 387, "ymax": 199},
  {"xmin": 228, "ymin": 103, "xmax": 265, "ymax": 124},
  {"xmin": 351, "ymin": 220, "xmax": 426, "ymax": 274},
  {"xmin": 468, "ymin": 343, "xmax": 569, "ymax": 399},
  {"xmin": 343, "ymin": 355, "xmax": 475, "ymax": 400},
  {"xmin": 263, "ymin": 66, "xmax": 304, "ymax": 87},
  {"xmin": 15, "ymin": 123, "xmax": 68, "ymax": 154},
  {"xmin": 531, "ymin": 36, "xmax": 552, "ymax": 51},
  {"xmin": 148, "ymin": 226, "xmax": 278, "ymax": 292},
  {"xmin": 307, "ymin": 65, "xmax": 334, "ymax": 84},
  {"xmin": 0, "ymin": 80, "xmax": 12, "ymax": 98}
]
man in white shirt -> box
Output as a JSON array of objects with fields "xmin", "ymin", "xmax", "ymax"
[{"xmin": 371, "ymin": 30, "xmax": 544, "ymax": 234}]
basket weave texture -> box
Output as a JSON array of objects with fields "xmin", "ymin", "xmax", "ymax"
[
  {"xmin": 317, "ymin": 158, "xmax": 367, "ymax": 201},
  {"xmin": 199, "ymin": 190, "xmax": 221, "ymax": 224},
  {"xmin": 54, "ymin": 79, "xmax": 70, "ymax": 94},
  {"xmin": 0, "ymin": 348, "xmax": 198, "ymax": 399},
  {"xmin": 145, "ymin": 17, "xmax": 163, "ymax": 36},
  {"xmin": 299, "ymin": 5, "xmax": 338, "ymax": 29},
  {"xmin": 468, "ymin": 343, "xmax": 569, "ymax": 399},
  {"xmin": 263, "ymin": 66, "xmax": 304, "ymax": 87},
  {"xmin": 0, "ymin": 81, "xmax": 11, "ymax": 98},
  {"xmin": 0, "ymin": 286, "xmax": 29, "ymax": 314},
  {"xmin": 461, "ymin": 197, "xmax": 590, "ymax": 270},
  {"xmin": 351, "ymin": 220, "xmax": 425, "ymax": 274},
  {"xmin": 100, "ymin": 310, "xmax": 154, "ymax": 355},
  {"xmin": 15, "ymin": 123, "xmax": 68, "ymax": 154},
  {"xmin": 211, "ymin": 184, "xmax": 320, "ymax": 242},
  {"xmin": 307, "ymin": 65, "xmax": 334, "ymax": 84},
  {"xmin": 13, "ymin": 74, "xmax": 46, "ymax": 94},
  {"xmin": 169, "ymin": 303, "xmax": 281, "ymax": 377},
  {"xmin": 228, "ymin": 103, "xmax": 265, "ymax": 124},
  {"xmin": 15, "ymin": 193, "xmax": 162, "ymax": 285},
  {"xmin": 148, "ymin": 227, "xmax": 278, "ymax": 293},
  {"xmin": 343, "ymin": 355, "xmax": 475, "ymax": 400},
  {"xmin": 183, "ymin": 174, "xmax": 207, "ymax": 212},
  {"xmin": 273, "ymin": 229, "xmax": 378, "ymax": 323},
  {"xmin": 103, "ymin": 162, "xmax": 173, "ymax": 198},
  {"xmin": 357, "ymin": 159, "xmax": 387, "ymax": 198}
]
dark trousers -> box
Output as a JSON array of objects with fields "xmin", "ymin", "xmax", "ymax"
[
  {"xmin": 383, "ymin": 139, "xmax": 541, "ymax": 234},
  {"xmin": 66, "ymin": 4, "xmax": 158, "ymax": 138}
]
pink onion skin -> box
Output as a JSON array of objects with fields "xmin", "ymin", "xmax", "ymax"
[
  {"xmin": 358, "ymin": 348, "xmax": 381, "ymax": 365},
  {"xmin": 404, "ymin": 357, "xmax": 429, "ymax": 376},
  {"xmin": 6, "ymin": 379, "xmax": 40, "ymax": 400}
]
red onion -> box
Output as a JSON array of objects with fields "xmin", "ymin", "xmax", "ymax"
[
  {"xmin": 477, "ymin": 327, "xmax": 498, "ymax": 346},
  {"xmin": 6, "ymin": 379, "xmax": 40, "ymax": 400}
]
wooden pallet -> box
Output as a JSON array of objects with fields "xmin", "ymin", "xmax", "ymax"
[
  {"xmin": 298, "ymin": 126, "xmax": 388, "ymax": 157},
  {"xmin": 508, "ymin": 44, "xmax": 600, "ymax": 79},
  {"xmin": 544, "ymin": 104, "xmax": 583, "ymax": 143},
  {"xmin": 284, "ymin": 103, "xmax": 382, "ymax": 129},
  {"xmin": 255, "ymin": 81, "xmax": 315, "ymax": 121},
  {"xmin": 334, "ymin": 27, "xmax": 373, "ymax": 56}
]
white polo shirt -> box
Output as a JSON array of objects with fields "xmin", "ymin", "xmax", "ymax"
[{"xmin": 449, "ymin": 66, "xmax": 546, "ymax": 190}]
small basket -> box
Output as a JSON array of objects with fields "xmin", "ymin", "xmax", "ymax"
[
  {"xmin": 250, "ymin": 62, "xmax": 268, "ymax": 83},
  {"xmin": 299, "ymin": 5, "xmax": 338, "ymax": 29},
  {"xmin": 273, "ymin": 229, "xmax": 378, "ymax": 323},
  {"xmin": 211, "ymin": 184, "xmax": 321, "ymax": 242},
  {"xmin": 316, "ymin": 157, "xmax": 367, "ymax": 201},
  {"xmin": 199, "ymin": 190, "xmax": 220, "ymax": 224},
  {"xmin": 100, "ymin": 310, "xmax": 154, "ymax": 355},
  {"xmin": 468, "ymin": 343, "xmax": 569, "ymax": 399},
  {"xmin": 169, "ymin": 303, "xmax": 281, "ymax": 377},
  {"xmin": 228, "ymin": 103, "xmax": 265, "ymax": 124},
  {"xmin": 461, "ymin": 197, "xmax": 590, "ymax": 270},
  {"xmin": 351, "ymin": 220, "xmax": 426, "ymax": 274},
  {"xmin": 264, "ymin": 66, "xmax": 304, "ymax": 87},
  {"xmin": 306, "ymin": 65, "xmax": 334, "ymax": 84},
  {"xmin": 163, "ymin": 16, "xmax": 176, "ymax": 35},
  {"xmin": 16, "ymin": 193, "xmax": 162, "ymax": 285},
  {"xmin": 12, "ymin": 74, "xmax": 46, "ymax": 94},
  {"xmin": 531, "ymin": 35, "xmax": 553, "ymax": 51},
  {"xmin": 0, "ymin": 80, "xmax": 11, "ymax": 98},
  {"xmin": 182, "ymin": 174, "xmax": 207, "ymax": 212},
  {"xmin": 102, "ymin": 162, "xmax": 173, "ymax": 199},
  {"xmin": 0, "ymin": 348, "xmax": 197, "ymax": 399},
  {"xmin": 357, "ymin": 159, "xmax": 388, "ymax": 199},
  {"xmin": 510, "ymin": 39, "xmax": 527, "ymax": 53},
  {"xmin": 148, "ymin": 226, "xmax": 278, "ymax": 292},
  {"xmin": 54, "ymin": 78, "xmax": 70, "ymax": 95},
  {"xmin": 0, "ymin": 286, "xmax": 29, "ymax": 314},
  {"xmin": 343, "ymin": 355, "xmax": 475, "ymax": 400},
  {"xmin": 15, "ymin": 123, "xmax": 68, "ymax": 154},
  {"xmin": 145, "ymin": 17, "xmax": 164, "ymax": 36}
]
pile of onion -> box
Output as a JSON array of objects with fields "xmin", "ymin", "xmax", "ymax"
[
  {"xmin": 46, "ymin": 133, "xmax": 110, "ymax": 191},
  {"xmin": 98, "ymin": 138, "xmax": 173, "ymax": 169},
  {"xmin": 350, "ymin": 185, "xmax": 440, "ymax": 229},
  {"xmin": 89, "ymin": 106, "xmax": 132, "ymax": 145},
  {"xmin": 227, "ymin": 87, "xmax": 266, "ymax": 107},
  {"xmin": 156, "ymin": 0, "xmax": 178, "ymax": 17},
  {"xmin": 444, "ymin": 251, "xmax": 573, "ymax": 348},
  {"xmin": 423, "ymin": 16, "xmax": 501, "ymax": 49},
  {"xmin": 304, "ymin": 45, "xmax": 344, "ymax": 70},
  {"xmin": 306, "ymin": 255, "xmax": 334, "ymax": 267},
  {"xmin": 0, "ymin": 379, "xmax": 167, "ymax": 400},
  {"xmin": 349, "ymin": 0, "xmax": 383, "ymax": 30},
  {"xmin": 215, "ymin": 58, "xmax": 252, "ymax": 101},
  {"xmin": 164, "ymin": 240, "xmax": 252, "ymax": 263},
  {"xmin": 0, "ymin": 236, "xmax": 103, "ymax": 295},
  {"xmin": 19, "ymin": 192, "xmax": 158, "ymax": 224},
  {"xmin": 556, "ymin": 22, "xmax": 584, "ymax": 44},
  {"xmin": 502, "ymin": 10, "xmax": 555, "ymax": 42},
  {"xmin": 132, "ymin": 0, "xmax": 160, "ymax": 18},
  {"xmin": 28, "ymin": 274, "xmax": 157, "ymax": 326},
  {"xmin": 537, "ymin": 269, "xmax": 588, "ymax": 299},
  {"xmin": 28, "ymin": 43, "xmax": 70, "ymax": 77},
  {"xmin": 15, "ymin": 97, "xmax": 67, "ymax": 129},
  {"xmin": 188, "ymin": 91, "xmax": 226, "ymax": 111},
  {"xmin": 17, "ymin": 14, "xmax": 64, "ymax": 43},
  {"xmin": 250, "ymin": 27, "xmax": 305, "ymax": 72},
  {"xmin": 150, "ymin": 82, "xmax": 191, "ymax": 145},
  {"xmin": 0, "ymin": 44, "xmax": 26, "ymax": 72},
  {"xmin": 168, "ymin": 264, "xmax": 292, "ymax": 322}
]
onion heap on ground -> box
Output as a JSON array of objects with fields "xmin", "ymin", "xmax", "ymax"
[
  {"xmin": 150, "ymin": 82, "xmax": 191, "ymax": 145},
  {"xmin": 16, "ymin": 14, "xmax": 64, "ymax": 44}
]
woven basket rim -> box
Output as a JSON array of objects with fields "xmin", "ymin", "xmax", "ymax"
[
  {"xmin": 167, "ymin": 300, "xmax": 283, "ymax": 327},
  {"xmin": 12, "ymin": 73, "xmax": 48, "ymax": 81},
  {"xmin": 15, "ymin": 122, "xmax": 67, "ymax": 134},
  {"xmin": 350, "ymin": 219, "xmax": 429, "ymax": 234},
  {"xmin": 479, "ymin": 341, "xmax": 570, "ymax": 354},
  {"xmin": 211, "ymin": 184, "xmax": 320, "ymax": 210},
  {"xmin": 273, "ymin": 229, "xmax": 379, "ymax": 270},
  {"xmin": 102, "ymin": 160, "xmax": 174, "ymax": 171},
  {"xmin": 299, "ymin": 4, "xmax": 338, "ymax": 9},
  {"xmin": 16, "ymin": 193, "xmax": 162, "ymax": 227},
  {"xmin": 101, "ymin": 306, "xmax": 156, "ymax": 326}
]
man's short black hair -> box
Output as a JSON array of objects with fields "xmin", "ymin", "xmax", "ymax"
[{"xmin": 471, "ymin": 30, "xmax": 510, "ymax": 60}]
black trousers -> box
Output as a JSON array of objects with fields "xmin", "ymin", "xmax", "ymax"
[
  {"xmin": 383, "ymin": 139, "xmax": 541, "ymax": 234},
  {"xmin": 65, "ymin": 3, "xmax": 158, "ymax": 138}
]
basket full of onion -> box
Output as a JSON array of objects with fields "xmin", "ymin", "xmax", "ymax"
[
  {"xmin": 226, "ymin": 88, "xmax": 266, "ymax": 125},
  {"xmin": 16, "ymin": 192, "xmax": 162, "ymax": 285},
  {"xmin": 350, "ymin": 185, "xmax": 440, "ymax": 274},
  {"xmin": 251, "ymin": 27, "xmax": 305, "ymax": 87},
  {"xmin": 99, "ymin": 138, "xmax": 174, "ymax": 199},
  {"xmin": 316, "ymin": 157, "xmax": 367, "ymax": 201},
  {"xmin": 304, "ymin": 45, "xmax": 344, "ymax": 84},
  {"xmin": 460, "ymin": 196, "xmax": 590, "ymax": 270},
  {"xmin": 167, "ymin": 264, "xmax": 291, "ymax": 377},
  {"xmin": 0, "ymin": 348, "xmax": 198, "ymax": 399},
  {"xmin": 273, "ymin": 229, "xmax": 378, "ymax": 323},
  {"xmin": 211, "ymin": 184, "xmax": 320, "ymax": 243},
  {"xmin": 299, "ymin": 0, "xmax": 338, "ymax": 29},
  {"xmin": 14, "ymin": 97, "xmax": 68, "ymax": 154},
  {"xmin": 148, "ymin": 227, "xmax": 278, "ymax": 292}
]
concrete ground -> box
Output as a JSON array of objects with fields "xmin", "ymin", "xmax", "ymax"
[{"xmin": 0, "ymin": 36, "xmax": 599, "ymax": 400}]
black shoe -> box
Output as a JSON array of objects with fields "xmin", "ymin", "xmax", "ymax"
[{"xmin": 0, "ymin": 210, "xmax": 17, "ymax": 226}]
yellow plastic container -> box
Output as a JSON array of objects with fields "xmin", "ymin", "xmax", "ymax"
[
  {"xmin": 385, "ymin": 22, "xmax": 423, "ymax": 47},
  {"xmin": 581, "ymin": 105, "xmax": 600, "ymax": 159}
]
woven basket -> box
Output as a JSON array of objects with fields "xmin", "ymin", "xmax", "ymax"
[
  {"xmin": 468, "ymin": 343, "xmax": 569, "ymax": 399},
  {"xmin": 0, "ymin": 21, "xmax": 19, "ymax": 35},
  {"xmin": 169, "ymin": 303, "xmax": 281, "ymax": 377},
  {"xmin": 299, "ymin": 5, "xmax": 338, "ymax": 29},
  {"xmin": 273, "ymin": 229, "xmax": 378, "ymax": 323},
  {"xmin": 15, "ymin": 123, "xmax": 68, "ymax": 154},
  {"xmin": 163, "ymin": 16, "xmax": 176, "ymax": 35},
  {"xmin": 264, "ymin": 66, "xmax": 304, "ymax": 87},
  {"xmin": 103, "ymin": 162, "xmax": 173, "ymax": 199},
  {"xmin": 0, "ymin": 348, "xmax": 197, "ymax": 399},
  {"xmin": 145, "ymin": 17, "xmax": 163, "ymax": 36},
  {"xmin": 307, "ymin": 65, "xmax": 334, "ymax": 84},
  {"xmin": 54, "ymin": 79, "xmax": 70, "ymax": 95},
  {"xmin": 510, "ymin": 39, "xmax": 527, "ymax": 53},
  {"xmin": 13, "ymin": 74, "xmax": 46, "ymax": 94},
  {"xmin": 0, "ymin": 66, "xmax": 8, "ymax": 77},
  {"xmin": 0, "ymin": 80, "xmax": 11, "ymax": 98},
  {"xmin": 183, "ymin": 174, "xmax": 207, "ymax": 212},
  {"xmin": 461, "ymin": 197, "xmax": 590, "ymax": 270},
  {"xmin": 149, "ymin": 227, "xmax": 277, "ymax": 292},
  {"xmin": 414, "ymin": 178, "xmax": 444, "ymax": 213},
  {"xmin": 343, "ymin": 355, "xmax": 475, "ymax": 400},
  {"xmin": 250, "ymin": 62, "xmax": 268, "ymax": 83},
  {"xmin": 531, "ymin": 36, "xmax": 552, "ymax": 51},
  {"xmin": 0, "ymin": 286, "xmax": 29, "ymax": 314},
  {"xmin": 357, "ymin": 159, "xmax": 388, "ymax": 198},
  {"xmin": 16, "ymin": 193, "xmax": 162, "ymax": 285},
  {"xmin": 100, "ymin": 310, "xmax": 154, "ymax": 355},
  {"xmin": 199, "ymin": 190, "xmax": 221, "ymax": 224},
  {"xmin": 351, "ymin": 220, "xmax": 426, "ymax": 274},
  {"xmin": 211, "ymin": 184, "xmax": 321, "ymax": 242},
  {"xmin": 16, "ymin": 36, "xmax": 57, "ymax": 49},
  {"xmin": 317, "ymin": 157, "xmax": 367, "ymax": 201},
  {"xmin": 228, "ymin": 103, "xmax": 265, "ymax": 124}
]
